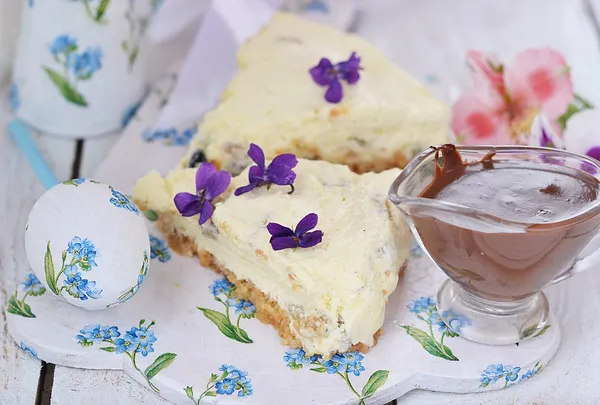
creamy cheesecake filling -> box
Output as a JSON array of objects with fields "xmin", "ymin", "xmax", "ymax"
[
  {"xmin": 181, "ymin": 12, "xmax": 450, "ymax": 174},
  {"xmin": 134, "ymin": 160, "xmax": 411, "ymax": 355}
]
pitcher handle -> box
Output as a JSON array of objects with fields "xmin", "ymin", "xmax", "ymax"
[{"xmin": 551, "ymin": 232, "xmax": 600, "ymax": 285}]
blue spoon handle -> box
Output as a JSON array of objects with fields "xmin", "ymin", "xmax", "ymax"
[{"xmin": 9, "ymin": 119, "xmax": 59, "ymax": 190}]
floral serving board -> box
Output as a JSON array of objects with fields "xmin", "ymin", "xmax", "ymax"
[{"xmin": 7, "ymin": 72, "xmax": 562, "ymax": 405}]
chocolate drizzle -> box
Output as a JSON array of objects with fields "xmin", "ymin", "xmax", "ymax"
[{"xmin": 420, "ymin": 144, "xmax": 468, "ymax": 199}]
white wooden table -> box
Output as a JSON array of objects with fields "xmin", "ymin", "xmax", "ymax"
[{"xmin": 3, "ymin": 0, "xmax": 600, "ymax": 403}]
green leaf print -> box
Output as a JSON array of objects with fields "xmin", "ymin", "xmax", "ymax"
[
  {"xmin": 184, "ymin": 364, "xmax": 252, "ymax": 403},
  {"xmin": 400, "ymin": 325, "xmax": 458, "ymax": 361},
  {"xmin": 42, "ymin": 67, "xmax": 88, "ymax": 107},
  {"xmin": 79, "ymin": 261, "xmax": 92, "ymax": 271},
  {"xmin": 534, "ymin": 325, "xmax": 551, "ymax": 338},
  {"xmin": 197, "ymin": 307, "xmax": 253, "ymax": 344},
  {"xmin": 77, "ymin": 72, "xmax": 93, "ymax": 81},
  {"xmin": 401, "ymin": 297, "xmax": 465, "ymax": 361},
  {"xmin": 144, "ymin": 352, "xmax": 177, "ymax": 380},
  {"xmin": 143, "ymin": 209, "xmax": 158, "ymax": 222},
  {"xmin": 521, "ymin": 324, "xmax": 551, "ymax": 339},
  {"xmin": 128, "ymin": 47, "xmax": 139, "ymax": 67},
  {"xmin": 361, "ymin": 370, "xmax": 389, "ymax": 399},
  {"xmin": 81, "ymin": 0, "xmax": 109, "ymax": 24},
  {"xmin": 29, "ymin": 285, "xmax": 46, "ymax": 297},
  {"xmin": 95, "ymin": 0, "xmax": 111, "ymax": 21},
  {"xmin": 7, "ymin": 293, "xmax": 35, "ymax": 318},
  {"xmin": 309, "ymin": 367, "xmax": 327, "ymax": 373},
  {"xmin": 44, "ymin": 242, "xmax": 59, "ymax": 295},
  {"xmin": 234, "ymin": 325, "xmax": 253, "ymax": 343},
  {"xmin": 76, "ymin": 320, "xmax": 175, "ymax": 394}
]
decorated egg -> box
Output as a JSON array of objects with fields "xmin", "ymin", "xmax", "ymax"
[{"xmin": 24, "ymin": 178, "xmax": 150, "ymax": 310}]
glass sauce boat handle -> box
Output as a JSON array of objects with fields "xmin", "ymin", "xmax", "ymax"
[{"xmin": 551, "ymin": 232, "xmax": 600, "ymax": 284}]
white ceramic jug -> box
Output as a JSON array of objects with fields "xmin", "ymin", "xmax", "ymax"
[{"xmin": 12, "ymin": 0, "xmax": 154, "ymax": 138}]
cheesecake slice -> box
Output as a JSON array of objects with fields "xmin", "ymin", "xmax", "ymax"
[
  {"xmin": 182, "ymin": 11, "xmax": 449, "ymax": 175},
  {"xmin": 133, "ymin": 159, "xmax": 411, "ymax": 357}
]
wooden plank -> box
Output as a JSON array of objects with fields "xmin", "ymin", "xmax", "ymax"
[
  {"xmin": 79, "ymin": 133, "xmax": 121, "ymax": 179},
  {"xmin": 51, "ymin": 370, "xmax": 168, "ymax": 405},
  {"xmin": 36, "ymin": 135, "xmax": 76, "ymax": 182},
  {"xmin": 0, "ymin": 83, "xmax": 77, "ymax": 403},
  {"xmin": 0, "ymin": 106, "xmax": 45, "ymax": 405}
]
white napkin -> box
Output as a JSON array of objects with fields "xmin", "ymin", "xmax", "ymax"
[{"xmin": 149, "ymin": 0, "xmax": 276, "ymax": 135}]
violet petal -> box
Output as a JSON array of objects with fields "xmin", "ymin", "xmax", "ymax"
[
  {"xmin": 198, "ymin": 200, "xmax": 214, "ymax": 225},
  {"xmin": 317, "ymin": 57, "xmax": 334, "ymax": 69},
  {"xmin": 295, "ymin": 213, "xmax": 319, "ymax": 236},
  {"xmin": 270, "ymin": 236, "xmax": 299, "ymax": 251},
  {"xmin": 586, "ymin": 146, "xmax": 600, "ymax": 161},
  {"xmin": 581, "ymin": 161, "xmax": 598, "ymax": 175},
  {"xmin": 298, "ymin": 230, "xmax": 323, "ymax": 248},
  {"xmin": 173, "ymin": 192, "xmax": 202, "ymax": 217},
  {"xmin": 325, "ymin": 79, "xmax": 343, "ymax": 103},
  {"xmin": 266, "ymin": 222, "xmax": 295, "ymax": 238},
  {"xmin": 204, "ymin": 170, "xmax": 231, "ymax": 201},
  {"xmin": 344, "ymin": 69, "xmax": 360, "ymax": 84},
  {"xmin": 540, "ymin": 127, "xmax": 552, "ymax": 148},
  {"xmin": 248, "ymin": 165, "xmax": 266, "ymax": 184},
  {"xmin": 338, "ymin": 52, "xmax": 361, "ymax": 84},
  {"xmin": 267, "ymin": 154, "xmax": 298, "ymax": 186},
  {"xmin": 267, "ymin": 167, "xmax": 296, "ymax": 186},
  {"xmin": 268, "ymin": 154, "xmax": 298, "ymax": 170},
  {"xmin": 195, "ymin": 162, "xmax": 217, "ymax": 191},
  {"xmin": 530, "ymin": 114, "xmax": 564, "ymax": 150},
  {"xmin": 310, "ymin": 58, "xmax": 334, "ymax": 86},
  {"xmin": 346, "ymin": 52, "xmax": 361, "ymax": 70},
  {"xmin": 248, "ymin": 143, "xmax": 266, "ymax": 170},
  {"xmin": 234, "ymin": 181, "xmax": 259, "ymax": 196}
]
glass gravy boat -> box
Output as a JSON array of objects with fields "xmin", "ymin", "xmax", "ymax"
[{"xmin": 389, "ymin": 145, "xmax": 600, "ymax": 345}]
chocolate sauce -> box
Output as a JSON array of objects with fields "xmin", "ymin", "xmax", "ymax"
[{"xmin": 414, "ymin": 144, "xmax": 600, "ymax": 301}]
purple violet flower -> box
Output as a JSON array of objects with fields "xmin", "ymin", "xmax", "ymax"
[
  {"xmin": 586, "ymin": 146, "xmax": 600, "ymax": 161},
  {"xmin": 234, "ymin": 143, "xmax": 298, "ymax": 196},
  {"xmin": 173, "ymin": 163, "xmax": 231, "ymax": 225},
  {"xmin": 309, "ymin": 52, "xmax": 361, "ymax": 103},
  {"xmin": 267, "ymin": 213, "xmax": 323, "ymax": 251},
  {"xmin": 529, "ymin": 114, "xmax": 564, "ymax": 149},
  {"xmin": 540, "ymin": 127, "xmax": 553, "ymax": 147}
]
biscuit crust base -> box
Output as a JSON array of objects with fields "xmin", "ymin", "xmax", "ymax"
[
  {"xmin": 149, "ymin": 209, "xmax": 406, "ymax": 356},
  {"xmin": 192, "ymin": 143, "xmax": 411, "ymax": 174}
]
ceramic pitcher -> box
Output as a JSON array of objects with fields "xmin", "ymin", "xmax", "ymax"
[{"xmin": 11, "ymin": 0, "xmax": 157, "ymax": 138}]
